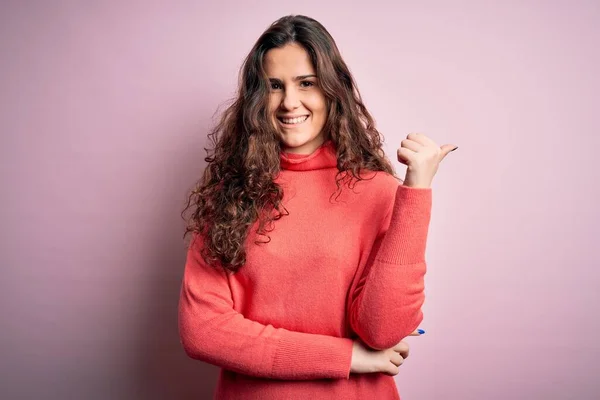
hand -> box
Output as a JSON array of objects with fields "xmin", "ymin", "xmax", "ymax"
[
  {"xmin": 350, "ymin": 333, "xmax": 416, "ymax": 376},
  {"xmin": 397, "ymin": 132, "xmax": 457, "ymax": 188}
]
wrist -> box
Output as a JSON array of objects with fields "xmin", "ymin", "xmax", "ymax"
[{"xmin": 402, "ymin": 182, "xmax": 431, "ymax": 189}]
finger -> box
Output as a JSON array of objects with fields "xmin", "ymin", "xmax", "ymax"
[
  {"xmin": 390, "ymin": 352, "xmax": 404, "ymax": 367},
  {"xmin": 439, "ymin": 144, "xmax": 458, "ymax": 160},
  {"xmin": 401, "ymin": 139, "xmax": 423, "ymax": 153},
  {"xmin": 392, "ymin": 340, "xmax": 408, "ymax": 351},
  {"xmin": 385, "ymin": 363, "xmax": 400, "ymax": 376},
  {"xmin": 406, "ymin": 132, "xmax": 429, "ymax": 146},
  {"xmin": 407, "ymin": 132, "xmax": 430, "ymax": 146},
  {"xmin": 392, "ymin": 341, "xmax": 409, "ymax": 358},
  {"xmin": 397, "ymin": 147, "xmax": 415, "ymax": 165},
  {"xmin": 397, "ymin": 348, "xmax": 409, "ymax": 360},
  {"xmin": 408, "ymin": 329, "xmax": 425, "ymax": 336}
]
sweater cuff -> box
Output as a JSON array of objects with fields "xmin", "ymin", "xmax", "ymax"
[
  {"xmin": 375, "ymin": 184, "xmax": 432, "ymax": 265},
  {"xmin": 272, "ymin": 334, "xmax": 354, "ymax": 380}
]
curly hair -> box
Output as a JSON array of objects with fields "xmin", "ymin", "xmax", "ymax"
[{"xmin": 182, "ymin": 14, "xmax": 399, "ymax": 273}]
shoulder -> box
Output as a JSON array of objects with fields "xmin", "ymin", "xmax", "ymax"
[
  {"xmin": 355, "ymin": 169, "xmax": 401, "ymax": 197},
  {"xmin": 345, "ymin": 169, "xmax": 400, "ymax": 215}
]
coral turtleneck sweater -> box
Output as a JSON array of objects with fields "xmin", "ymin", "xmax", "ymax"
[{"xmin": 178, "ymin": 139, "xmax": 432, "ymax": 399}]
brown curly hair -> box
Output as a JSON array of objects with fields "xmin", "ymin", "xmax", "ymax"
[{"xmin": 182, "ymin": 15, "xmax": 400, "ymax": 273}]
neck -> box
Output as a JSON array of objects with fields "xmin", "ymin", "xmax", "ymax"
[{"xmin": 279, "ymin": 139, "xmax": 337, "ymax": 171}]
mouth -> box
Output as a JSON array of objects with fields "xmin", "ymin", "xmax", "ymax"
[{"xmin": 277, "ymin": 115, "xmax": 310, "ymax": 126}]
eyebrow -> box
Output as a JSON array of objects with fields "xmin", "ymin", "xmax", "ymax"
[{"xmin": 268, "ymin": 74, "xmax": 317, "ymax": 82}]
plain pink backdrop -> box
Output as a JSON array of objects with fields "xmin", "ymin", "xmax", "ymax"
[{"xmin": 1, "ymin": 1, "xmax": 599, "ymax": 399}]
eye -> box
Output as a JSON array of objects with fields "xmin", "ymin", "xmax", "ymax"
[
  {"xmin": 300, "ymin": 80, "xmax": 314, "ymax": 88},
  {"xmin": 270, "ymin": 82, "xmax": 282, "ymax": 90}
]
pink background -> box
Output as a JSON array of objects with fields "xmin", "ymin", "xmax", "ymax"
[{"xmin": 2, "ymin": 1, "xmax": 599, "ymax": 399}]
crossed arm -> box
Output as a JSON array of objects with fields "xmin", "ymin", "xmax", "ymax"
[{"xmin": 178, "ymin": 185, "xmax": 432, "ymax": 379}]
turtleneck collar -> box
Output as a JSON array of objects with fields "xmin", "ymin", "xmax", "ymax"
[{"xmin": 279, "ymin": 139, "xmax": 338, "ymax": 171}]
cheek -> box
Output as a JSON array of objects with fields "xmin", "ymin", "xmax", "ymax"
[
  {"xmin": 307, "ymin": 94, "xmax": 327, "ymax": 118},
  {"xmin": 269, "ymin": 95, "xmax": 280, "ymax": 114}
]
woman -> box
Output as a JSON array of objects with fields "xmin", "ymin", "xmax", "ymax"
[{"xmin": 179, "ymin": 14, "xmax": 457, "ymax": 400}]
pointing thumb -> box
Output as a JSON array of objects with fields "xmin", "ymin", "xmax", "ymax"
[{"xmin": 440, "ymin": 144, "xmax": 458, "ymax": 159}]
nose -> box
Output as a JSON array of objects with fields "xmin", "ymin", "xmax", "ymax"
[{"xmin": 281, "ymin": 87, "xmax": 301, "ymax": 110}]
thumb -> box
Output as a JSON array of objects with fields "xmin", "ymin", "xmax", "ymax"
[{"xmin": 440, "ymin": 144, "xmax": 458, "ymax": 160}]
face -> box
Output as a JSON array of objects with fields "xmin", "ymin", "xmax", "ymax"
[{"xmin": 264, "ymin": 43, "xmax": 328, "ymax": 155}]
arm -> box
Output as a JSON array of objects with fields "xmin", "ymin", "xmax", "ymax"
[
  {"xmin": 348, "ymin": 184, "xmax": 432, "ymax": 350},
  {"xmin": 178, "ymin": 233, "xmax": 354, "ymax": 380}
]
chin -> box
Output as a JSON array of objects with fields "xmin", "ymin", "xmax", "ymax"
[
  {"xmin": 282, "ymin": 135, "xmax": 312, "ymax": 147},
  {"xmin": 281, "ymin": 133, "xmax": 323, "ymax": 154}
]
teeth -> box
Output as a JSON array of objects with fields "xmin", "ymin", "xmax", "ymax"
[{"xmin": 281, "ymin": 115, "xmax": 308, "ymax": 124}]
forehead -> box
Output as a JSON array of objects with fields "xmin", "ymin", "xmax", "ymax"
[{"xmin": 264, "ymin": 43, "xmax": 315, "ymax": 77}]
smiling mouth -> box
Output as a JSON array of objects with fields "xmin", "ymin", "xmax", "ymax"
[{"xmin": 277, "ymin": 115, "xmax": 309, "ymax": 125}]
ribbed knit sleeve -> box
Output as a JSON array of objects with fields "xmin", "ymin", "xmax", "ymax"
[
  {"xmin": 178, "ymin": 234, "xmax": 354, "ymax": 380},
  {"xmin": 348, "ymin": 184, "xmax": 432, "ymax": 350}
]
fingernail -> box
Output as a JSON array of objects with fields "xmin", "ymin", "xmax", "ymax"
[
  {"xmin": 418, "ymin": 329, "xmax": 425, "ymax": 334},
  {"xmin": 451, "ymin": 147, "xmax": 458, "ymax": 152}
]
